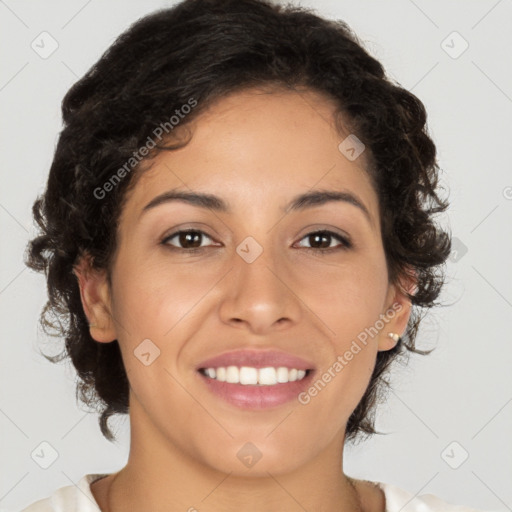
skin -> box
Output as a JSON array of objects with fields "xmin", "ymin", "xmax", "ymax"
[{"xmin": 74, "ymin": 87, "xmax": 415, "ymax": 512}]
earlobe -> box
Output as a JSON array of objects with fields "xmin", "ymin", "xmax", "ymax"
[
  {"xmin": 72, "ymin": 254, "xmax": 117, "ymax": 343},
  {"xmin": 379, "ymin": 332, "xmax": 402, "ymax": 351},
  {"xmin": 378, "ymin": 268, "xmax": 417, "ymax": 352}
]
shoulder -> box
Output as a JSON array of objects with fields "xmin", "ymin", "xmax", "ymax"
[
  {"xmin": 376, "ymin": 481, "xmax": 493, "ymax": 512},
  {"xmin": 19, "ymin": 474, "xmax": 110, "ymax": 512}
]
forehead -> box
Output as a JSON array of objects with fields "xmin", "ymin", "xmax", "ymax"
[{"xmin": 120, "ymin": 87, "xmax": 378, "ymax": 226}]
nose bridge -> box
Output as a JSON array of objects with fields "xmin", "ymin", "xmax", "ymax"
[
  {"xmin": 237, "ymin": 234, "xmax": 281, "ymax": 291},
  {"xmin": 218, "ymin": 233, "xmax": 301, "ymax": 331}
]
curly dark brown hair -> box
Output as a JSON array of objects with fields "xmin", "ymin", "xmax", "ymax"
[{"xmin": 24, "ymin": 0, "xmax": 451, "ymax": 443}]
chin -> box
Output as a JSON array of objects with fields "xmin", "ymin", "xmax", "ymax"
[{"xmin": 197, "ymin": 439, "xmax": 315, "ymax": 477}]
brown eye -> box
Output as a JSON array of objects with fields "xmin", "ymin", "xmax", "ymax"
[
  {"xmin": 296, "ymin": 230, "xmax": 352, "ymax": 252},
  {"xmin": 162, "ymin": 230, "xmax": 214, "ymax": 250}
]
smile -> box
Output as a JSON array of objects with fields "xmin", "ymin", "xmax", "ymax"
[
  {"xmin": 199, "ymin": 366, "xmax": 309, "ymax": 385},
  {"xmin": 197, "ymin": 366, "xmax": 315, "ymax": 409}
]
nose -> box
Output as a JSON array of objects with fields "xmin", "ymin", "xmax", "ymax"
[{"xmin": 217, "ymin": 241, "xmax": 303, "ymax": 335}]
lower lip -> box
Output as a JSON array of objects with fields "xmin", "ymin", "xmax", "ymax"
[{"xmin": 198, "ymin": 370, "xmax": 315, "ymax": 409}]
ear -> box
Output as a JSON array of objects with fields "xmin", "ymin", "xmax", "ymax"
[
  {"xmin": 72, "ymin": 253, "xmax": 117, "ymax": 343},
  {"xmin": 377, "ymin": 267, "xmax": 417, "ymax": 352}
]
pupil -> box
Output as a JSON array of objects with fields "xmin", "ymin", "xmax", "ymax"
[
  {"xmin": 181, "ymin": 231, "xmax": 201, "ymax": 248},
  {"xmin": 312, "ymin": 233, "xmax": 329, "ymax": 248}
]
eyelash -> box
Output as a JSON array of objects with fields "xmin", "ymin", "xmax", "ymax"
[{"xmin": 160, "ymin": 229, "xmax": 352, "ymax": 255}]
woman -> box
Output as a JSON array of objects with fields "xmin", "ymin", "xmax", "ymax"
[{"xmin": 22, "ymin": 0, "xmax": 483, "ymax": 510}]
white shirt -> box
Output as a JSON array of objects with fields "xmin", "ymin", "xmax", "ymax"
[{"xmin": 19, "ymin": 473, "xmax": 488, "ymax": 512}]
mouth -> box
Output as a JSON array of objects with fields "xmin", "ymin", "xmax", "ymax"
[
  {"xmin": 195, "ymin": 348, "xmax": 316, "ymax": 409},
  {"xmin": 197, "ymin": 368, "xmax": 315, "ymax": 409}
]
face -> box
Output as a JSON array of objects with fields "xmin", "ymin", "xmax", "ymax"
[{"xmin": 77, "ymin": 87, "xmax": 411, "ymax": 477}]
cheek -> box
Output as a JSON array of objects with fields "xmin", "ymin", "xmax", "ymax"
[
  {"xmin": 111, "ymin": 252, "xmax": 216, "ymax": 340},
  {"xmin": 295, "ymin": 251, "xmax": 389, "ymax": 338},
  {"xmin": 294, "ymin": 253, "xmax": 387, "ymax": 406}
]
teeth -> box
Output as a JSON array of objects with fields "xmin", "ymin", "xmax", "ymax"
[
  {"xmin": 239, "ymin": 366, "xmax": 258, "ymax": 385},
  {"xmin": 276, "ymin": 367, "xmax": 289, "ymax": 383},
  {"xmin": 258, "ymin": 367, "xmax": 277, "ymax": 385},
  {"xmin": 201, "ymin": 366, "xmax": 308, "ymax": 385}
]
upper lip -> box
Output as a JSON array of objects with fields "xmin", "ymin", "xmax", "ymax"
[{"xmin": 196, "ymin": 349, "xmax": 315, "ymax": 371}]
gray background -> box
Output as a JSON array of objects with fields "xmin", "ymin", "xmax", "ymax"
[{"xmin": 1, "ymin": 0, "xmax": 511, "ymax": 510}]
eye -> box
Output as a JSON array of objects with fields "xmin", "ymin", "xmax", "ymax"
[
  {"xmin": 160, "ymin": 228, "xmax": 352, "ymax": 254},
  {"xmin": 161, "ymin": 229, "xmax": 217, "ymax": 252},
  {"xmin": 295, "ymin": 230, "xmax": 352, "ymax": 254}
]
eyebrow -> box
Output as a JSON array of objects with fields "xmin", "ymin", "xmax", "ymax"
[{"xmin": 140, "ymin": 188, "xmax": 373, "ymax": 226}]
